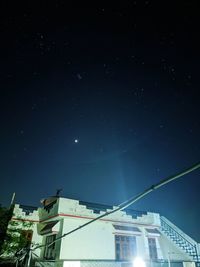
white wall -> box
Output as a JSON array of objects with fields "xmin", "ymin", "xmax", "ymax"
[
  {"xmin": 59, "ymin": 218, "xmax": 115, "ymax": 260},
  {"xmin": 58, "ymin": 214, "xmax": 161, "ymax": 261}
]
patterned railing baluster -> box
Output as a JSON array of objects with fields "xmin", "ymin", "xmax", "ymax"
[{"xmin": 160, "ymin": 217, "xmax": 199, "ymax": 261}]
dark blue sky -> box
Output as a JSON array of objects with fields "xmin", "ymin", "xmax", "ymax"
[{"xmin": 1, "ymin": 3, "xmax": 200, "ymax": 241}]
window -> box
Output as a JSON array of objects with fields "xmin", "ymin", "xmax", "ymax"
[
  {"xmin": 115, "ymin": 235, "xmax": 136, "ymax": 260},
  {"xmin": 20, "ymin": 230, "xmax": 33, "ymax": 246},
  {"xmin": 148, "ymin": 238, "xmax": 157, "ymax": 260},
  {"xmin": 44, "ymin": 234, "xmax": 56, "ymax": 259}
]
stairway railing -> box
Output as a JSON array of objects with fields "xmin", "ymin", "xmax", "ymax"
[{"xmin": 160, "ymin": 217, "xmax": 199, "ymax": 261}]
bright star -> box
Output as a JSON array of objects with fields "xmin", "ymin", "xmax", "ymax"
[{"xmin": 74, "ymin": 139, "xmax": 79, "ymax": 143}]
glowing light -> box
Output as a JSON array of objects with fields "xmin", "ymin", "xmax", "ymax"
[
  {"xmin": 74, "ymin": 139, "xmax": 79, "ymax": 143},
  {"xmin": 133, "ymin": 257, "xmax": 146, "ymax": 267}
]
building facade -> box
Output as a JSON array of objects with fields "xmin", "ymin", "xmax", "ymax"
[{"xmin": 9, "ymin": 196, "xmax": 200, "ymax": 267}]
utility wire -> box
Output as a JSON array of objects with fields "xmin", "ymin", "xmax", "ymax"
[{"xmin": 33, "ymin": 161, "xmax": 200, "ymax": 250}]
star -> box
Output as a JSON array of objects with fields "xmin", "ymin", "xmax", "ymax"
[{"xmin": 74, "ymin": 139, "xmax": 79, "ymax": 143}]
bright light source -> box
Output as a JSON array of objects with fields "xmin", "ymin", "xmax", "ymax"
[{"xmin": 133, "ymin": 257, "xmax": 146, "ymax": 267}]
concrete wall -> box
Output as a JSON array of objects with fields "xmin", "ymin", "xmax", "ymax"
[
  {"xmin": 57, "ymin": 198, "xmax": 161, "ymax": 227},
  {"xmin": 59, "ymin": 218, "xmax": 115, "ymax": 260}
]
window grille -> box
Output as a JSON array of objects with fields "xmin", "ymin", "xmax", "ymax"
[
  {"xmin": 115, "ymin": 235, "xmax": 137, "ymax": 260},
  {"xmin": 148, "ymin": 237, "xmax": 158, "ymax": 260},
  {"xmin": 44, "ymin": 234, "xmax": 56, "ymax": 260}
]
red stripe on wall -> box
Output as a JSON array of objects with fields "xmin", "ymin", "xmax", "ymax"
[{"xmin": 40, "ymin": 213, "xmax": 160, "ymax": 227}]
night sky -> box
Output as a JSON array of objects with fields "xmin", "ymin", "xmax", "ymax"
[{"xmin": 1, "ymin": 3, "xmax": 200, "ymax": 241}]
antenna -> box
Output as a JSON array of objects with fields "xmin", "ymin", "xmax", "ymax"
[{"xmin": 10, "ymin": 192, "xmax": 16, "ymax": 208}]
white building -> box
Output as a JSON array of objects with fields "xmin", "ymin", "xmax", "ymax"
[{"xmin": 10, "ymin": 196, "xmax": 200, "ymax": 267}]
